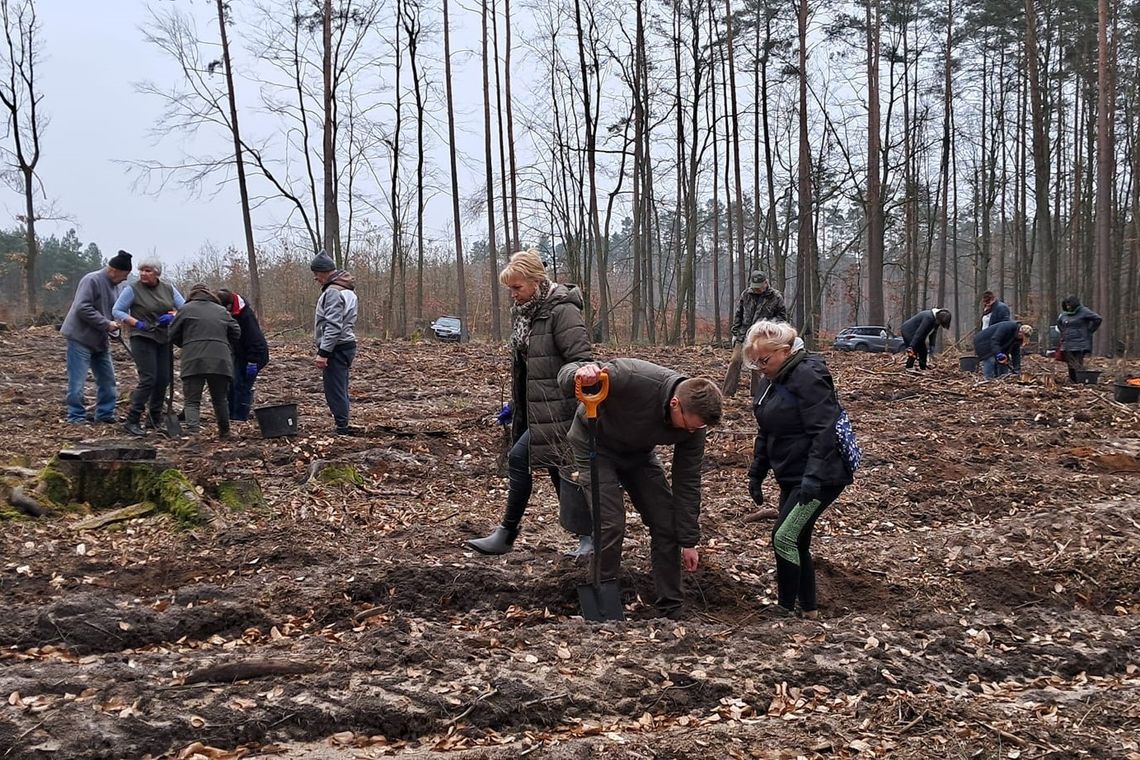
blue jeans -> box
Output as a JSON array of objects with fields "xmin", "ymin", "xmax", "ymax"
[
  {"xmin": 66, "ymin": 339, "xmax": 118, "ymax": 422},
  {"xmin": 228, "ymin": 367, "xmax": 256, "ymax": 421},
  {"xmin": 322, "ymin": 343, "xmax": 356, "ymax": 429},
  {"xmin": 981, "ymin": 357, "xmax": 1015, "ymax": 380}
]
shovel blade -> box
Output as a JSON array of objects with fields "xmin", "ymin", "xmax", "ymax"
[
  {"xmin": 163, "ymin": 413, "xmax": 182, "ymax": 438},
  {"xmin": 577, "ymin": 580, "xmax": 624, "ymax": 622}
]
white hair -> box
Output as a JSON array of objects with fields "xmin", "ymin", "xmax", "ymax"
[{"xmin": 137, "ymin": 257, "xmax": 163, "ymax": 275}]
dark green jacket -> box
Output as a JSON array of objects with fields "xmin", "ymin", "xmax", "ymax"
[
  {"xmin": 170, "ymin": 294, "xmax": 240, "ymax": 378},
  {"xmin": 557, "ymin": 358, "xmax": 706, "ymax": 547},
  {"xmin": 511, "ymin": 283, "xmax": 592, "ymax": 467}
]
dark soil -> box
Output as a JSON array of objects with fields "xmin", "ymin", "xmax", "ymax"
[{"xmin": 1, "ymin": 327, "xmax": 1138, "ymax": 759}]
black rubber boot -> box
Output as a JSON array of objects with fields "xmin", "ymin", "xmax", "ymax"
[{"xmin": 465, "ymin": 526, "xmax": 518, "ymax": 555}]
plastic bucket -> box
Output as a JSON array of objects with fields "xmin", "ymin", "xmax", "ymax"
[
  {"xmin": 1072, "ymin": 369, "xmax": 1101, "ymax": 385},
  {"xmin": 1113, "ymin": 382, "xmax": 1140, "ymax": 403},
  {"xmin": 959, "ymin": 355, "xmax": 978, "ymax": 372},
  {"xmin": 254, "ymin": 403, "xmax": 299, "ymax": 438}
]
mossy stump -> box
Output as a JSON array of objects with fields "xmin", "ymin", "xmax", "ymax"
[
  {"xmin": 214, "ymin": 479, "xmax": 266, "ymax": 512},
  {"xmin": 34, "ymin": 440, "xmax": 205, "ymax": 525}
]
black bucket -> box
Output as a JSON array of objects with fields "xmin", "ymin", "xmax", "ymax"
[
  {"xmin": 959, "ymin": 355, "xmax": 978, "ymax": 372},
  {"xmin": 1114, "ymin": 382, "xmax": 1140, "ymax": 403},
  {"xmin": 1072, "ymin": 369, "xmax": 1102, "ymax": 385},
  {"xmin": 254, "ymin": 403, "xmax": 299, "ymax": 438}
]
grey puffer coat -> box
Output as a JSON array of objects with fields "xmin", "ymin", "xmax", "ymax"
[
  {"xmin": 170, "ymin": 293, "xmax": 241, "ymax": 378},
  {"xmin": 1056, "ymin": 306, "xmax": 1102, "ymax": 353},
  {"xmin": 510, "ymin": 283, "xmax": 592, "ymax": 468}
]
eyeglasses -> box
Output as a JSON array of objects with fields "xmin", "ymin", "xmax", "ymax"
[
  {"xmin": 743, "ymin": 345, "xmax": 789, "ymax": 371},
  {"xmin": 675, "ymin": 399, "xmax": 707, "ymax": 432}
]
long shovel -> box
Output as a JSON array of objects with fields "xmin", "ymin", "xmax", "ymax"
[
  {"xmin": 160, "ymin": 345, "xmax": 181, "ymax": 437},
  {"xmin": 575, "ymin": 370, "xmax": 624, "ymax": 622}
]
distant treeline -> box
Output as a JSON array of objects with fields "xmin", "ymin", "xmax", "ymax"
[{"xmin": 0, "ymin": 228, "xmax": 103, "ymax": 320}]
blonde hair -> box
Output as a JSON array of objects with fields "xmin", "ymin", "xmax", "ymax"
[
  {"xmin": 1018, "ymin": 324, "xmax": 1033, "ymax": 336},
  {"xmin": 743, "ymin": 319, "xmax": 797, "ymax": 365},
  {"xmin": 498, "ymin": 249, "xmax": 548, "ymax": 286}
]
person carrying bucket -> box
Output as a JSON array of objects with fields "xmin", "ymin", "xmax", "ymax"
[{"xmin": 557, "ymin": 358, "xmax": 723, "ymax": 620}]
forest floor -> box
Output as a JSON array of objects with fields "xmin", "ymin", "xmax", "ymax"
[{"xmin": 1, "ymin": 326, "xmax": 1139, "ymax": 760}]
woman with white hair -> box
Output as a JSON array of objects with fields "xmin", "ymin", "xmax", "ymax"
[
  {"xmin": 112, "ymin": 257, "xmax": 185, "ymax": 436},
  {"xmin": 743, "ymin": 320, "xmax": 853, "ymax": 619}
]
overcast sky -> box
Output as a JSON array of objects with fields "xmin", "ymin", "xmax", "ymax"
[{"xmin": 24, "ymin": 1, "xmax": 498, "ymax": 269}]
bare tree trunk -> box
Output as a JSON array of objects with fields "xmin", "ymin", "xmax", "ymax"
[
  {"xmin": 503, "ymin": 0, "xmax": 520, "ymax": 250},
  {"xmin": 0, "ymin": 0, "xmax": 42, "ymax": 316},
  {"xmin": 1094, "ymin": 0, "xmax": 1114, "ymax": 355},
  {"xmin": 322, "ymin": 0, "xmax": 340, "ymax": 262},
  {"xmin": 724, "ymin": 0, "xmax": 746, "ymax": 275},
  {"xmin": 631, "ymin": 0, "xmax": 646, "ymax": 341},
  {"xmin": 865, "ymin": 0, "xmax": 884, "ymax": 324},
  {"xmin": 213, "ymin": 0, "xmax": 261, "ymax": 314},
  {"xmin": 1024, "ymin": 0, "xmax": 1056, "ymax": 325},
  {"xmin": 710, "ymin": 0, "xmax": 721, "ymax": 343},
  {"xmin": 795, "ymin": 0, "xmax": 815, "ymax": 344},
  {"xmin": 441, "ymin": 0, "xmax": 468, "ymax": 331},
  {"xmin": 402, "ymin": 0, "xmax": 425, "ymax": 325},
  {"xmin": 481, "ymin": 0, "xmax": 501, "ymax": 340},
  {"xmin": 935, "ymin": 0, "xmax": 952, "ymax": 314},
  {"xmin": 388, "ymin": 7, "xmax": 405, "ymax": 337},
  {"xmin": 491, "ymin": 0, "xmax": 511, "ymax": 257}
]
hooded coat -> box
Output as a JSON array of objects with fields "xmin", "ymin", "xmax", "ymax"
[
  {"xmin": 314, "ymin": 271, "xmax": 358, "ymax": 356},
  {"xmin": 510, "ymin": 282, "xmax": 592, "ymax": 468},
  {"xmin": 973, "ymin": 320, "xmax": 1024, "ymax": 361},
  {"xmin": 901, "ymin": 309, "xmax": 946, "ymax": 353},
  {"xmin": 1056, "ymin": 304, "xmax": 1102, "ymax": 353},
  {"xmin": 170, "ymin": 292, "xmax": 241, "ymax": 377}
]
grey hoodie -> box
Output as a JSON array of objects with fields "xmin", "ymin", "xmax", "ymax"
[{"xmin": 314, "ymin": 270, "xmax": 358, "ymax": 356}]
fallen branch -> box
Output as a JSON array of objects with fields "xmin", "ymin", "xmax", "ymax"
[
  {"xmin": 183, "ymin": 659, "xmax": 320, "ymax": 685},
  {"xmin": 442, "ymin": 688, "xmax": 498, "ymax": 726},
  {"xmin": 8, "ymin": 487, "xmax": 44, "ymax": 517},
  {"xmin": 72, "ymin": 502, "xmax": 155, "ymax": 531}
]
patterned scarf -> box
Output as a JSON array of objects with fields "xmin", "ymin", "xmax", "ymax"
[{"xmin": 509, "ymin": 279, "xmax": 551, "ymax": 352}]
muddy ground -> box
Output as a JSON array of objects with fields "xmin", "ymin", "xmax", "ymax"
[{"xmin": 1, "ymin": 326, "xmax": 1138, "ymax": 759}]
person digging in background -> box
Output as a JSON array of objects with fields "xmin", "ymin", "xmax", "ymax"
[
  {"xmin": 1056, "ymin": 296, "xmax": 1103, "ymax": 382},
  {"xmin": 900, "ymin": 308, "xmax": 952, "ymax": 370},
  {"xmin": 215, "ymin": 289, "xmax": 269, "ymax": 423},
  {"xmin": 60, "ymin": 250, "xmax": 132, "ymax": 424},
  {"xmin": 170, "ymin": 284, "xmax": 240, "ymax": 439},
  {"xmin": 112, "ymin": 257, "xmax": 185, "ymax": 436},
  {"xmin": 744, "ymin": 320, "xmax": 853, "ymax": 620},
  {"xmin": 467, "ymin": 249, "xmax": 594, "ymax": 558},
  {"xmin": 973, "ymin": 321, "xmax": 1033, "ymax": 380},
  {"xmin": 723, "ymin": 271, "xmax": 788, "ymax": 396},
  {"xmin": 310, "ymin": 250, "xmax": 359, "ymax": 435},
  {"xmin": 980, "ymin": 290, "xmax": 1010, "ymax": 331},
  {"xmin": 557, "ymin": 358, "xmax": 723, "ymax": 620}
]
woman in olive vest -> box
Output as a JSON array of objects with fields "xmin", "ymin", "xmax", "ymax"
[{"xmin": 112, "ymin": 257, "xmax": 185, "ymax": 436}]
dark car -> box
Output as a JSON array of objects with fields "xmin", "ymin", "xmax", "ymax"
[
  {"xmin": 832, "ymin": 325, "xmax": 905, "ymax": 353},
  {"xmin": 430, "ymin": 316, "xmax": 465, "ymax": 343}
]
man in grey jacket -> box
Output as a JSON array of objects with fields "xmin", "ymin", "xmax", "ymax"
[
  {"xmin": 60, "ymin": 251, "xmax": 132, "ymax": 423},
  {"xmin": 558, "ymin": 358, "xmax": 723, "ymax": 619},
  {"xmin": 310, "ymin": 250, "xmax": 359, "ymax": 434}
]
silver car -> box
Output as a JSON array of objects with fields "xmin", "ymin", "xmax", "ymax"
[{"xmin": 832, "ymin": 325, "xmax": 905, "ymax": 353}]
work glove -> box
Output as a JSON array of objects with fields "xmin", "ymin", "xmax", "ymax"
[
  {"xmin": 245, "ymin": 362, "xmax": 259, "ymax": 379},
  {"xmin": 906, "ymin": 347, "xmax": 916, "ymax": 359},
  {"xmin": 798, "ymin": 476, "xmax": 820, "ymax": 504},
  {"xmin": 996, "ymin": 352, "xmax": 1009, "ymax": 365},
  {"xmin": 496, "ymin": 402, "xmax": 513, "ymax": 426},
  {"xmin": 748, "ymin": 478, "xmax": 764, "ymax": 506},
  {"xmin": 134, "ymin": 320, "xmax": 149, "ymax": 332},
  {"xmin": 157, "ymin": 313, "xmax": 175, "ymax": 327}
]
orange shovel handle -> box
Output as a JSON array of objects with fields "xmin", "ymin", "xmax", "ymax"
[{"xmin": 574, "ymin": 369, "xmax": 609, "ymax": 420}]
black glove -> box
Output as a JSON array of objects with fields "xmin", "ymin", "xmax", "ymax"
[
  {"xmin": 748, "ymin": 479, "xmax": 764, "ymax": 505},
  {"xmin": 798, "ymin": 476, "xmax": 820, "ymax": 504}
]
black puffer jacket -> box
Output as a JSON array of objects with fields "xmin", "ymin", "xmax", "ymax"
[
  {"xmin": 510, "ymin": 283, "xmax": 592, "ymax": 467},
  {"xmin": 224, "ymin": 294, "xmax": 269, "ymax": 371},
  {"xmin": 749, "ymin": 351, "xmax": 853, "ymax": 489},
  {"xmin": 973, "ymin": 320, "xmax": 1022, "ymax": 361}
]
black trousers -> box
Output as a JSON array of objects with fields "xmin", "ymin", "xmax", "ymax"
[
  {"xmin": 905, "ymin": 342, "xmax": 929, "ymax": 370},
  {"xmin": 127, "ymin": 337, "xmax": 172, "ymax": 424},
  {"xmin": 772, "ymin": 481, "xmax": 845, "ymax": 613}
]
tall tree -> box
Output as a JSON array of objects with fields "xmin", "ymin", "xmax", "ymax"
[
  {"xmin": 794, "ymin": 0, "xmax": 815, "ymax": 344},
  {"xmin": 865, "ymin": 0, "xmax": 884, "ymax": 325},
  {"xmin": 0, "ymin": 0, "xmax": 43, "ymax": 316},
  {"xmin": 1024, "ymin": 0, "xmax": 1056, "ymax": 327},
  {"xmin": 441, "ymin": 0, "xmax": 468, "ymax": 332},
  {"xmin": 1093, "ymin": 0, "xmax": 1113, "ymax": 355},
  {"xmin": 481, "ymin": 0, "xmax": 501, "ymax": 340},
  {"xmin": 321, "ymin": 0, "xmax": 341, "ymax": 263},
  {"xmin": 213, "ymin": 0, "xmax": 261, "ymax": 314},
  {"xmin": 401, "ymin": 0, "xmax": 425, "ymax": 324}
]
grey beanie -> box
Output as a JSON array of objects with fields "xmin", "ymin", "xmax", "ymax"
[{"xmin": 310, "ymin": 250, "xmax": 336, "ymax": 272}]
